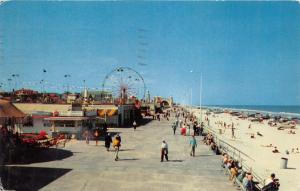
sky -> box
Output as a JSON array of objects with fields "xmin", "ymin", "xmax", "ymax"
[{"xmin": 0, "ymin": 1, "xmax": 300, "ymax": 105}]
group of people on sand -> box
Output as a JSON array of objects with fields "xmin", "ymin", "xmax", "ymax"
[
  {"xmin": 291, "ymin": 147, "xmax": 300, "ymax": 154},
  {"xmin": 261, "ymin": 143, "xmax": 300, "ymax": 154},
  {"xmin": 261, "ymin": 144, "xmax": 280, "ymax": 153}
]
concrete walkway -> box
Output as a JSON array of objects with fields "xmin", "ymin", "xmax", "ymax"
[{"xmin": 8, "ymin": 117, "xmax": 236, "ymax": 191}]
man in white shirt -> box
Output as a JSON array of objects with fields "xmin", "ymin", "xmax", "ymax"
[{"xmin": 161, "ymin": 140, "xmax": 168, "ymax": 162}]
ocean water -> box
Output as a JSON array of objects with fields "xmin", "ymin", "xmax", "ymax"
[{"xmin": 204, "ymin": 105, "xmax": 300, "ymax": 116}]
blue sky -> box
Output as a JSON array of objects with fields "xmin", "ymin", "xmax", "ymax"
[{"xmin": 0, "ymin": 1, "xmax": 300, "ymax": 105}]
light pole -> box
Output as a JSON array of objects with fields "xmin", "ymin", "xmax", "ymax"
[
  {"xmin": 42, "ymin": 69, "xmax": 47, "ymax": 93},
  {"xmin": 64, "ymin": 74, "xmax": 71, "ymax": 94},
  {"xmin": 40, "ymin": 80, "xmax": 44, "ymax": 92},
  {"xmin": 12, "ymin": 74, "xmax": 19, "ymax": 90},
  {"xmin": 0, "ymin": 82, "xmax": 3, "ymax": 92},
  {"xmin": 7, "ymin": 78, "xmax": 12, "ymax": 92},
  {"xmin": 190, "ymin": 88, "xmax": 193, "ymax": 114},
  {"xmin": 200, "ymin": 73, "xmax": 203, "ymax": 124},
  {"xmin": 190, "ymin": 70, "xmax": 203, "ymax": 124}
]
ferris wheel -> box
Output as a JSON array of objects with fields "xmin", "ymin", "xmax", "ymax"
[{"xmin": 102, "ymin": 67, "xmax": 146, "ymax": 100}]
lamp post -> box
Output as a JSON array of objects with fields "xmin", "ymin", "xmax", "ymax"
[
  {"xmin": 0, "ymin": 82, "xmax": 3, "ymax": 92},
  {"xmin": 42, "ymin": 69, "xmax": 47, "ymax": 93},
  {"xmin": 190, "ymin": 70, "xmax": 203, "ymax": 124},
  {"xmin": 7, "ymin": 78, "xmax": 12, "ymax": 92},
  {"xmin": 40, "ymin": 80, "xmax": 44, "ymax": 92},
  {"xmin": 200, "ymin": 73, "xmax": 203, "ymax": 124},
  {"xmin": 64, "ymin": 74, "xmax": 71, "ymax": 94},
  {"xmin": 11, "ymin": 74, "xmax": 19, "ymax": 90},
  {"xmin": 190, "ymin": 88, "xmax": 193, "ymax": 114},
  {"xmin": 189, "ymin": 70, "xmax": 193, "ymax": 115}
]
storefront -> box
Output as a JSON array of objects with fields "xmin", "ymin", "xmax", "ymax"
[
  {"xmin": 43, "ymin": 116, "xmax": 90, "ymax": 138},
  {"xmin": 96, "ymin": 108, "xmax": 118, "ymax": 126}
]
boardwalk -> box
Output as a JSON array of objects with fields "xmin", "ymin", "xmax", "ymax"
[{"xmin": 5, "ymin": 116, "xmax": 235, "ymax": 191}]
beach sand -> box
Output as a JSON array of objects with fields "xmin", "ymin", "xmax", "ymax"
[{"xmin": 193, "ymin": 108, "xmax": 300, "ymax": 191}]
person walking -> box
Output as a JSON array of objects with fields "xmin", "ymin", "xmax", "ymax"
[
  {"xmin": 172, "ymin": 122, "xmax": 177, "ymax": 135},
  {"xmin": 104, "ymin": 133, "xmax": 112, "ymax": 151},
  {"xmin": 103, "ymin": 123, "xmax": 108, "ymax": 133},
  {"xmin": 113, "ymin": 134, "xmax": 121, "ymax": 161},
  {"xmin": 94, "ymin": 128, "xmax": 100, "ymax": 146},
  {"xmin": 190, "ymin": 135, "xmax": 197, "ymax": 157},
  {"xmin": 175, "ymin": 119, "xmax": 179, "ymax": 127},
  {"xmin": 83, "ymin": 129, "xmax": 90, "ymax": 144},
  {"xmin": 161, "ymin": 140, "xmax": 168, "ymax": 162},
  {"xmin": 187, "ymin": 124, "xmax": 191, "ymax": 136},
  {"xmin": 193, "ymin": 122, "xmax": 197, "ymax": 136},
  {"xmin": 231, "ymin": 125, "xmax": 236, "ymax": 139},
  {"xmin": 133, "ymin": 120, "xmax": 137, "ymax": 131}
]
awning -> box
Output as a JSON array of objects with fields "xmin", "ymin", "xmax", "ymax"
[
  {"xmin": 97, "ymin": 109, "xmax": 118, "ymax": 117},
  {"xmin": 0, "ymin": 99, "xmax": 25, "ymax": 118},
  {"xmin": 0, "ymin": 99, "xmax": 25, "ymax": 124}
]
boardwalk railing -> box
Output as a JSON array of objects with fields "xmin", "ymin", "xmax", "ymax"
[{"xmin": 203, "ymin": 125, "xmax": 266, "ymax": 188}]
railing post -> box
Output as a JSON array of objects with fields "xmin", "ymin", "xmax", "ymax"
[{"xmin": 232, "ymin": 148, "xmax": 234, "ymax": 160}]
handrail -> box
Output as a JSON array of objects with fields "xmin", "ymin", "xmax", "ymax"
[
  {"xmin": 204, "ymin": 125, "xmax": 255, "ymax": 161},
  {"xmin": 203, "ymin": 125, "xmax": 265, "ymax": 187}
]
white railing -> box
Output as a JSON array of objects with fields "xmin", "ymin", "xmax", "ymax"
[{"xmin": 203, "ymin": 126, "xmax": 265, "ymax": 188}]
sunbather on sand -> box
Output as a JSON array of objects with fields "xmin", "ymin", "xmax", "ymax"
[
  {"xmin": 257, "ymin": 131, "xmax": 263, "ymax": 136},
  {"xmin": 272, "ymin": 147, "xmax": 279, "ymax": 153},
  {"xmin": 288, "ymin": 130, "xmax": 296, "ymax": 134},
  {"xmin": 291, "ymin": 148, "xmax": 295, "ymax": 153},
  {"xmin": 261, "ymin": 144, "xmax": 273, "ymax": 147}
]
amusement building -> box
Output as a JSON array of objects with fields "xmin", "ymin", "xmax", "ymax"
[{"xmin": 0, "ymin": 67, "xmax": 173, "ymax": 140}]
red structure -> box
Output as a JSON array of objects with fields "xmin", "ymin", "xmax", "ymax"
[{"xmin": 14, "ymin": 89, "xmax": 39, "ymax": 96}]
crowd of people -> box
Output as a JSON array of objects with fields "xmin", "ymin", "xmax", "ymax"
[
  {"xmin": 197, "ymin": 114, "xmax": 282, "ymax": 191},
  {"xmin": 203, "ymin": 132, "xmax": 221, "ymax": 155},
  {"xmin": 175, "ymin": 109, "xmax": 280, "ymax": 191},
  {"xmin": 221, "ymin": 153, "xmax": 280, "ymax": 191},
  {"xmin": 1, "ymin": 106, "xmax": 285, "ymax": 191}
]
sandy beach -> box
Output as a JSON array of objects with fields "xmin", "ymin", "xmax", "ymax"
[{"xmin": 194, "ymin": 108, "xmax": 300, "ymax": 191}]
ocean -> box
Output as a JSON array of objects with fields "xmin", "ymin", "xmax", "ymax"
[{"xmin": 203, "ymin": 105, "xmax": 300, "ymax": 117}]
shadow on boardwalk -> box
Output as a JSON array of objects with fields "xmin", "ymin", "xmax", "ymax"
[
  {"xmin": 1, "ymin": 166, "xmax": 72, "ymax": 191},
  {"xmin": 5, "ymin": 147, "xmax": 74, "ymax": 165}
]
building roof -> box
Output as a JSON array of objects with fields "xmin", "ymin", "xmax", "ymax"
[
  {"xmin": 0, "ymin": 99, "xmax": 25, "ymax": 118},
  {"xmin": 15, "ymin": 88, "xmax": 39, "ymax": 95}
]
